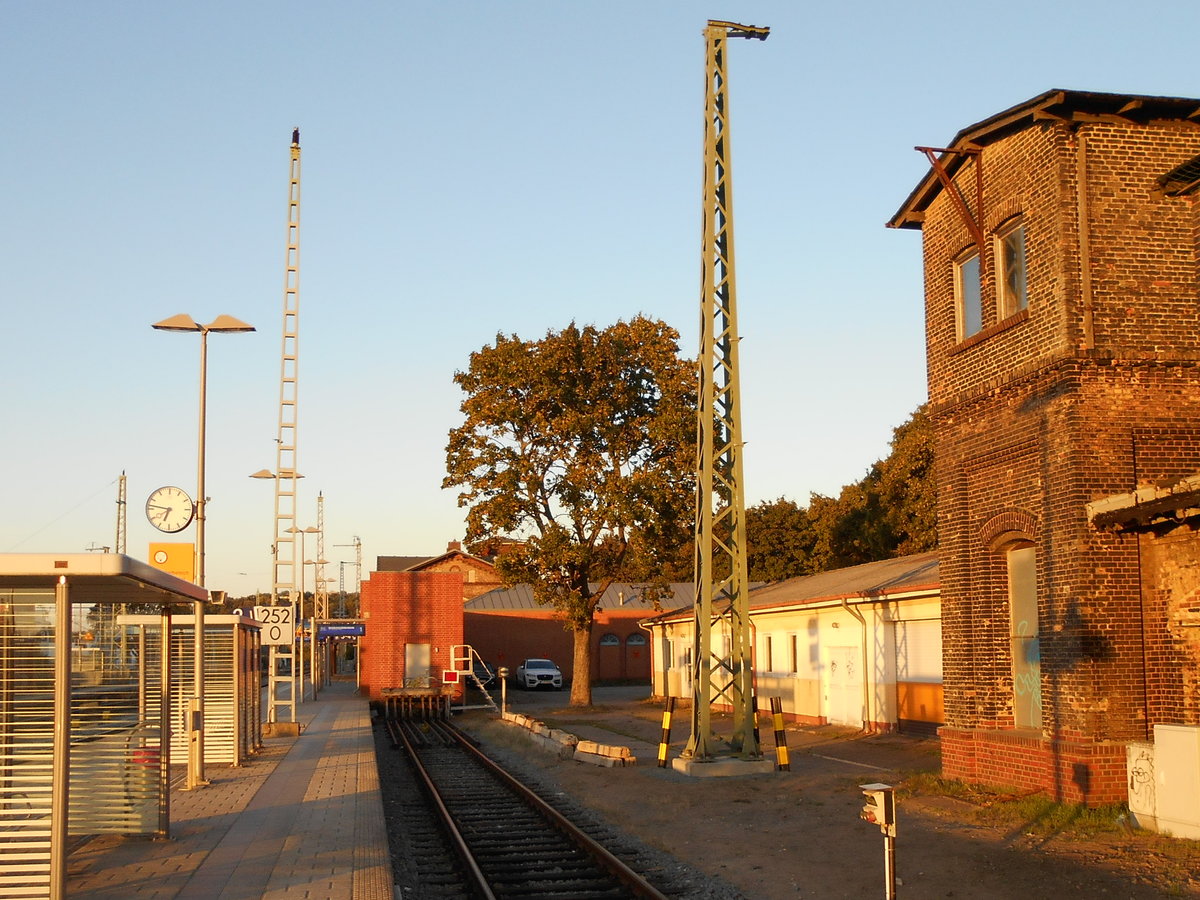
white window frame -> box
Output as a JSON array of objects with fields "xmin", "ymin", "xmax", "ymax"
[
  {"xmin": 1007, "ymin": 544, "xmax": 1041, "ymax": 730},
  {"xmin": 954, "ymin": 248, "xmax": 983, "ymax": 340},
  {"xmin": 995, "ymin": 218, "xmax": 1028, "ymax": 319}
]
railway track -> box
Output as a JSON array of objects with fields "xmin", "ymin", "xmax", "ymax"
[{"xmin": 382, "ymin": 711, "xmax": 670, "ymax": 899}]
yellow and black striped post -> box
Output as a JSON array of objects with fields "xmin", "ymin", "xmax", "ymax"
[
  {"xmin": 657, "ymin": 696, "xmax": 676, "ymax": 768},
  {"xmin": 770, "ymin": 696, "xmax": 790, "ymax": 771}
]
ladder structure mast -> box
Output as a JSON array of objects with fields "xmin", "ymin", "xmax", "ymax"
[
  {"xmin": 264, "ymin": 128, "xmax": 303, "ymax": 724},
  {"xmin": 115, "ymin": 472, "xmax": 127, "ymax": 555},
  {"xmin": 272, "ymin": 128, "xmax": 303, "ymax": 606},
  {"xmin": 684, "ymin": 20, "xmax": 768, "ymax": 762}
]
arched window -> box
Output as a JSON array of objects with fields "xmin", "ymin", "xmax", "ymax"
[
  {"xmin": 598, "ymin": 633, "xmax": 620, "ymax": 647},
  {"xmin": 626, "ymin": 633, "xmax": 647, "ymax": 646},
  {"xmin": 1007, "ymin": 543, "xmax": 1041, "ymax": 729}
]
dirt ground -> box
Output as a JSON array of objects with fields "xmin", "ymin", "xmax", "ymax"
[{"xmin": 455, "ymin": 685, "xmax": 1200, "ymax": 899}]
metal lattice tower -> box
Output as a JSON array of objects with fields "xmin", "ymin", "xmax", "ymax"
[
  {"xmin": 314, "ymin": 493, "xmax": 328, "ymax": 622},
  {"xmin": 115, "ymin": 472, "xmax": 127, "ymax": 555},
  {"xmin": 313, "ymin": 492, "xmax": 329, "ymax": 688},
  {"xmin": 271, "ymin": 128, "xmax": 303, "ymax": 605},
  {"xmin": 335, "ymin": 536, "xmax": 362, "ymax": 595},
  {"xmin": 684, "ymin": 20, "xmax": 768, "ymax": 762}
]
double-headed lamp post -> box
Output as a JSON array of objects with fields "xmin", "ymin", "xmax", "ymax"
[
  {"xmin": 153, "ymin": 313, "xmax": 254, "ymax": 789},
  {"xmin": 152, "ymin": 314, "xmax": 256, "ymax": 587}
]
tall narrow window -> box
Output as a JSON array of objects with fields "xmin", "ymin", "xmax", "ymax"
[
  {"xmin": 789, "ymin": 634, "xmax": 799, "ymax": 674},
  {"xmin": 996, "ymin": 219, "xmax": 1027, "ymax": 318},
  {"xmin": 1007, "ymin": 545, "xmax": 1041, "ymax": 729},
  {"xmin": 955, "ymin": 250, "xmax": 983, "ymax": 339},
  {"xmin": 764, "ymin": 635, "xmax": 774, "ymax": 672}
]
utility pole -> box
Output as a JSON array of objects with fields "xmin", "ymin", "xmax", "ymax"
[{"xmin": 684, "ymin": 20, "xmax": 769, "ymax": 763}]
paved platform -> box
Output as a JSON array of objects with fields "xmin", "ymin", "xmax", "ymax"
[{"xmin": 65, "ymin": 681, "xmax": 392, "ymax": 900}]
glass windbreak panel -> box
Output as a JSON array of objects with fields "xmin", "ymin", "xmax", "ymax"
[
  {"xmin": 70, "ymin": 605, "xmax": 166, "ymax": 836},
  {"xmin": 956, "ymin": 252, "xmax": 983, "ymax": 338},
  {"xmin": 998, "ymin": 222, "xmax": 1028, "ymax": 317},
  {"xmin": 1008, "ymin": 546, "xmax": 1041, "ymax": 729},
  {"xmin": 0, "ymin": 588, "xmax": 57, "ymax": 890}
]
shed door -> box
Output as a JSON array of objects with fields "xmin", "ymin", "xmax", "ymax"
[
  {"xmin": 405, "ymin": 643, "xmax": 431, "ymax": 687},
  {"xmin": 895, "ymin": 619, "xmax": 943, "ymax": 728},
  {"xmin": 825, "ymin": 645, "xmax": 860, "ymax": 726}
]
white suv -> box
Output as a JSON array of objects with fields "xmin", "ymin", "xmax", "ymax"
[{"xmin": 514, "ymin": 658, "xmax": 563, "ymax": 690}]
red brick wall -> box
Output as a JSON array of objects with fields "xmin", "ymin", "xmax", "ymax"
[
  {"xmin": 463, "ymin": 609, "xmax": 651, "ymax": 683},
  {"xmin": 917, "ymin": 109, "xmax": 1200, "ymax": 804},
  {"xmin": 1138, "ymin": 527, "xmax": 1200, "ymax": 726},
  {"xmin": 359, "ymin": 571, "xmax": 464, "ymax": 702}
]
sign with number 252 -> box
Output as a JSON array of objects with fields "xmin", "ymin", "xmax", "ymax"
[{"xmin": 252, "ymin": 605, "xmax": 295, "ymax": 645}]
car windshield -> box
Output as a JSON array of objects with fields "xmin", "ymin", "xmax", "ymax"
[{"xmin": 526, "ymin": 660, "xmax": 555, "ymax": 669}]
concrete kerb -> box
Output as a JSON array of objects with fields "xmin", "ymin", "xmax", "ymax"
[{"xmin": 500, "ymin": 711, "xmax": 638, "ymax": 766}]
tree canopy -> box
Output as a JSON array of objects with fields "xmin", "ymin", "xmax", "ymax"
[
  {"xmin": 745, "ymin": 405, "xmax": 936, "ymax": 582},
  {"xmin": 444, "ymin": 317, "xmax": 695, "ymax": 705}
]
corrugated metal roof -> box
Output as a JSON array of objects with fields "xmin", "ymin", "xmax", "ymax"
[
  {"xmin": 465, "ymin": 582, "xmax": 695, "ymax": 612},
  {"xmin": 749, "ymin": 551, "xmax": 938, "ymax": 608},
  {"xmin": 645, "ymin": 552, "xmax": 939, "ymax": 624}
]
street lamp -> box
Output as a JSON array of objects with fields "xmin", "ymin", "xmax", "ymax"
[
  {"xmin": 153, "ymin": 314, "xmax": 256, "ymax": 588},
  {"xmin": 152, "ymin": 312, "xmax": 254, "ymax": 790}
]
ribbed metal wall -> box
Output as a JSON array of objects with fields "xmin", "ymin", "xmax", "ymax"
[
  {"xmin": 128, "ymin": 617, "xmax": 261, "ymax": 766},
  {"xmin": 1, "ymin": 590, "xmax": 169, "ymax": 895}
]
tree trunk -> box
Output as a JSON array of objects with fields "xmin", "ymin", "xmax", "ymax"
[{"xmin": 569, "ymin": 621, "xmax": 593, "ymax": 706}]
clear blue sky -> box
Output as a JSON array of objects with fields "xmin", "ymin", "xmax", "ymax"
[{"xmin": 3, "ymin": 1, "xmax": 1198, "ymax": 597}]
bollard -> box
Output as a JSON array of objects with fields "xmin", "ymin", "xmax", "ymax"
[
  {"xmin": 751, "ymin": 691, "xmax": 761, "ymax": 749},
  {"xmin": 770, "ymin": 697, "xmax": 790, "ymax": 771},
  {"xmin": 657, "ymin": 696, "xmax": 676, "ymax": 768}
]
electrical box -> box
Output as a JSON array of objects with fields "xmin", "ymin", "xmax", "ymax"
[{"xmin": 860, "ymin": 783, "xmax": 896, "ymax": 835}]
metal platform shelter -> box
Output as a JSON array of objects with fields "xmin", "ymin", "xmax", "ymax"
[
  {"xmin": 0, "ymin": 554, "xmax": 206, "ymax": 900},
  {"xmin": 119, "ymin": 613, "xmax": 263, "ymax": 767}
]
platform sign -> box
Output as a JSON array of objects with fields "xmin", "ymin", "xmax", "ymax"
[
  {"xmin": 317, "ymin": 623, "xmax": 365, "ymax": 639},
  {"xmin": 251, "ymin": 605, "xmax": 295, "ymax": 645},
  {"xmin": 148, "ymin": 542, "xmax": 195, "ymax": 583}
]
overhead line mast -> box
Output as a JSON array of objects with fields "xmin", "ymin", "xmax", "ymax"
[
  {"xmin": 265, "ymin": 127, "xmax": 303, "ymax": 724},
  {"xmin": 684, "ymin": 20, "xmax": 768, "ymax": 763}
]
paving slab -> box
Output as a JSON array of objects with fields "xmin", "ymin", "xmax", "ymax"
[{"xmin": 65, "ymin": 681, "xmax": 391, "ymax": 900}]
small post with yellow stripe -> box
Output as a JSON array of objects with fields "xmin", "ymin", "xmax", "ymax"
[
  {"xmin": 770, "ymin": 696, "xmax": 790, "ymax": 771},
  {"xmin": 657, "ymin": 696, "xmax": 676, "ymax": 768}
]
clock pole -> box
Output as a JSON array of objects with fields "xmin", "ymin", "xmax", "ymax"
[{"xmin": 152, "ymin": 312, "xmax": 255, "ymax": 789}]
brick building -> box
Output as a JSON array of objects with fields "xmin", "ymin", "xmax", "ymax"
[
  {"xmin": 889, "ymin": 90, "xmax": 1200, "ymax": 804},
  {"xmin": 463, "ymin": 583, "xmax": 679, "ymax": 683},
  {"xmin": 377, "ymin": 541, "xmax": 503, "ymax": 602},
  {"xmin": 358, "ymin": 570, "xmax": 464, "ymax": 702}
]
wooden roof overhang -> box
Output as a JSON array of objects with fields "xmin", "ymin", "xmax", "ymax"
[{"xmin": 888, "ymin": 89, "xmax": 1200, "ymax": 231}]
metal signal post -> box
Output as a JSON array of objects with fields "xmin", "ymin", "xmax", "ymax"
[{"xmin": 684, "ymin": 20, "xmax": 768, "ymax": 763}]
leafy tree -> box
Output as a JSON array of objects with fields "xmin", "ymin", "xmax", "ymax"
[
  {"xmin": 745, "ymin": 497, "xmax": 815, "ymax": 582},
  {"xmin": 744, "ymin": 405, "xmax": 936, "ymax": 580},
  {"xmin": 444, "ymin": 317, "xmax": 696, "ymax": 706}
]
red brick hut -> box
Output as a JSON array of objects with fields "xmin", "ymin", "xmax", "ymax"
[{"xmin": 358, "ymin": 570, "xmax": 464, "ymax": 703}]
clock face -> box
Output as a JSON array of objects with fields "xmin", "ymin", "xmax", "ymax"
[{"xmin": 146, "ymin": 486, "xmax": 195, "ymax": 533}]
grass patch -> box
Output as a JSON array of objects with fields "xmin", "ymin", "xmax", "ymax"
[{"xmin": 900, "ymin": 771, "xmax": 1131, "ymax": 838}]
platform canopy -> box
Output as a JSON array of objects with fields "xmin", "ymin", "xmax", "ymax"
[{"xmin": 0, "ymin": 552, "xmax": 208, "ymax": 604}]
